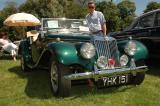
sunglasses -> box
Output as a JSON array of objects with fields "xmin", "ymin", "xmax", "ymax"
[{"xmin": 88, "ymin": 6, "xmax": 95, "ymax": 9}]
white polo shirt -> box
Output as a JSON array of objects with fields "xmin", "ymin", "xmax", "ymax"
[{"xmin": 85, "ymin": 10, "xmax": 106, "ymax": 33}]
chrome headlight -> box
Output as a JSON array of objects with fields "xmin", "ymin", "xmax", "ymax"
[
  {"xmin": 97, "ymin": 56, "xmax": 108, "ymax": 68},
  {"xmin": 80, "ymin": 43, "xmax": 96, "ymax": 59},
  {"xmin": 120, "ymin": 55, "xmax": 128, "ymax": 66},
  {"xmin": 124, "ymin": 41, "xmax": 137, "ymax": 56}
]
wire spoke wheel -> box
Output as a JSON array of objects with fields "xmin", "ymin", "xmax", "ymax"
[
  {"xmin": 49, "ymin": 56, "xmax": 71, "ymax": 97},
  {"xmin": 50, "ymin": 61, "xmax": 58, "ymax": 93}
]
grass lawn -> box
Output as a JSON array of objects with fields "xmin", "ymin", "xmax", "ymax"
[{"xmin": 0, "ymin": 56, "xmax": 160, "ymax": 106}]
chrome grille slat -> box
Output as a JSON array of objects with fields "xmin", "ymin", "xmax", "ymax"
[
  {"xmin": 101, "ymin": 41, "xmax": 105, "ymax": 56},
  {"xmin": 95, "ymin": 41, "xmax": 99, "ymax": 57},
  {"xmin": 99, "ymin": 41, "xmax": 103, "ymax": 56},
  {"xmin": 104, "ymin": 41, "xmax": 107, "ymax": 57},
  {"xmin": 93, "ymin": 37, "xmax": 120, "ymax": 67},
  {"xmin": 106, "ymin": 40, "xmax": 111, "ymax": 59}
]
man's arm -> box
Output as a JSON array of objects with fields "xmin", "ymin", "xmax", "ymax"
[
  {"xmin": 102, "ymin": 23, "xmax": 107, "ymax": 35},
  {"xmin": 99, "ymin": 12, "xmax": 107, "ymax": 35}
]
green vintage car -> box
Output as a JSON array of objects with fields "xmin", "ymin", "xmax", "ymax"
[{"xmin": 19, "ymin": 18, "xmax": 148, "ymax": 97}]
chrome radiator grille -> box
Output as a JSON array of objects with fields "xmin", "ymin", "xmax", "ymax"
[{"xmin": 92, "ymin": 37, "xmax": 120, "ymax": 67}]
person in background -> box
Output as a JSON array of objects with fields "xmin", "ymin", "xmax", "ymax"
[
  {"xmin": 85, "ymin": 0, "xmax": 107, "ymax": 36},
  {"xmin": 0, "ymin": 32, "xmax": 17, "ymax": 61}
]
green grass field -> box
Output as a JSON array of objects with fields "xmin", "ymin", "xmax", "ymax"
[{"xmin": 0, "ymin": 56, "xmax": 160, "ymax": 106}]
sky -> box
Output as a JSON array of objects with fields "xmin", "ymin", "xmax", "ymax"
[
  {"xmin": 0, "ymin": 0, "xmax": 160, "ymax": 16},
  {"xmin": 113, "ymin": 0, "xmax": 160, "ymax": 15}
]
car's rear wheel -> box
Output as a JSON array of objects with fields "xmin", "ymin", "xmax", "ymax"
[
  {"xmin": 50, "ymin": 58, "xmax": 71, "ymax": 97},
  {"xmin": 21, "ymin": 56, "xmax": 30, "ymax": 72},
  {"xmin": 133, "ymin": 60, "xmax": 146, "ymax": 85}
]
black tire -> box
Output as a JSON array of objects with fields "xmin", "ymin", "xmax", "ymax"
[
  {"xmin": 133, "ymin": 60, "xmax": 145, "ymax": 85},
  {"xmin": 50, "ymin": 58, "xmax": 71, "ymax": 97},
  {"xmin": 133, "ymin": 72, "xmax": 145, "ymax": 85},
  {"xmin": 21, "ymin": 56, "xmax": 31, "ymax": 72}
]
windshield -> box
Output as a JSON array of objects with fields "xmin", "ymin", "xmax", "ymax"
[
  {"xmin": 42, "ymin": 18, "xmax": 89, "ymax": 34},
  {"xmin": 123, "ymin": 17, "xmax": 138, "ymax": 31}
]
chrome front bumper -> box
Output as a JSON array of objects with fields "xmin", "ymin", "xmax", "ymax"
[{"xmin": 64, "ymin": 66, "xmax": 148, "ymax": 80}]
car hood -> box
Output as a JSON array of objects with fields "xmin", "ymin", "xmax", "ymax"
[
  {"xmin": 46, "ymin": 33, "xmax": 91, "ymax": 41},
  {"xmin": 108, "ymin": 31, "xmax": 134, "ymax": 40}
]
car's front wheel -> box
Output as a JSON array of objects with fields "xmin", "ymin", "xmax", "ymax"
[{"xmin": 50, "ymin": 59, "xmax": 71, "ymax": 97}]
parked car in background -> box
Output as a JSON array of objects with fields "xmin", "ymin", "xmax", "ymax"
[
  {"xmin": 111, "ymin": 9, "xmax": 160, "ymax": 59},
  {"xmin": 19, "ymin": 18, "xmax": 148, "ymax": 97}
]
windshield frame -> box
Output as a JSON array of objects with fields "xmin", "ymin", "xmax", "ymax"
[{"xmin": 41, "ymin": 18, "xmax": 89, "ymax": 34}]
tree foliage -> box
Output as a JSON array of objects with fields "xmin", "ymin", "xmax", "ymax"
[
  {"xmin": 76, "ymin": 0, "xmax": 88, "ymax": 6},
  {"xmin": 96, "ymin": 0, "xmax": 136, "ymax": 32},
  {"xmin": 144, "ymin": 1, "xmax": 160, "ymax": 13},
  {"xmin": 0, "ymin": 1, "xmax": 19, "ymax": 40},
  {"xmin": 19, "ymin": 0, "xmax": 64, "ymax": 18},
  {"xmin": 19, "ymin": 0, "xmax": 87, "ymax": 18},
  {"xmin": 117, "ymin": 0, "xmax": 136, "ymax": 18},
  {"xmin": 117, "ymin": 0, "xmax": 136, "ymax": 30},
  {"xmin": 0, "ymin": 1, "xmax": 18, "ymax": 28},
  {"xmin": 65, "ymin": 0, "xmax": 87, "ymax": 18},
  {"xmin": 97, "ymin": 1, "xmax": 121, "ymax": 32}
]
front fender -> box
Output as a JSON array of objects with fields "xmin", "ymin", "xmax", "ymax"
[
  {"xmin": 117, "ymin": 40, "xmax": 149, "ymax": 61},
  {"xmin": 47, "ymin": 42, "xmax": 94, "ymax": 69}
]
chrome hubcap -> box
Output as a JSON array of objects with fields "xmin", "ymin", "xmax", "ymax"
[{"xmin": 50, "ymin": 61, "xmax": 58, "ymax": 92}]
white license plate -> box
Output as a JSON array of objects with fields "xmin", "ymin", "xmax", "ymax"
[{"xmin": 100, "ymin": 75, "xmax": 129, "ymax": 86}]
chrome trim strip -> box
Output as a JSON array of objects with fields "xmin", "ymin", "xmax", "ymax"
[{"xmin": 64, "ymin": 66, "xmax": 148, "ymax": 80}]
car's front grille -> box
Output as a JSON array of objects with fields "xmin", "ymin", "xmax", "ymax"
[{"xmin": 92, "ymin": 36, "xmax": 120, "ymax": 67}]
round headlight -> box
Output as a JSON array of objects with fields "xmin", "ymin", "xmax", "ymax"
[
  {"xmin": 97, "ymin": 56, "xmax": 108, "ymax": 68},
  {"xmin": 124, "ymin": 41, "xmax": 137, "ymax": 56},
  {"xmin": 120, "ymin": 55, "xmax": 128, "ymax": 66},
  {"xmin": 80, "ymin": 43, "xmax": 96, "ymax": 59}
]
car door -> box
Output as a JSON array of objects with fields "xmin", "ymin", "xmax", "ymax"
[
  {"xmin": 133, "ymin": 12, "xmax": 155, "ymax": 37},
  {"xmin": 148, "ymin": 11, "xmax": 160, "ymax": 57},
  {"xmin": 132, "ymin": 12, "xmax": 156, "ymax": 57}
]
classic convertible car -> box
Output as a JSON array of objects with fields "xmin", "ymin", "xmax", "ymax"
[{"xmin": 19, "ymin": 18, "xmax": 148, "ymax": 97}]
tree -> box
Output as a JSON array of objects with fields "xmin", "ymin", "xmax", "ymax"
[
  {"xmin": 117, "ymin": 0, "xmax": 136, "ymax": 18},
  {"xmin": 19, "ymin": 0, "xmax": 88, "ymax": 18},
  {"xmin": 19, "ymin": 0, "xmax": 64, "ymax": 18},
  {"xmin": 76, "ymin": 0, "xmax": 88, "ymax": 6},
  {"xmin": 65, "ymin": 0, "xmax": 87, "ymax": 18},
  {"xmin": 97, "ymin": 1, "xmax": 121, "ymax": 32},
  {"xmin": 117, "ymin": 0, "xmax": 136, "ymax": 30},
  {"xmin": 0, "ymin": 1, "xmax": 18, "ymax": 25},
  {"xmin": 144, "ymin": 1, "xmax": 160, "ymax": 13},
  {"xmin": 0, "ymin": 1, "xmax": 19, "ymax": 40}
]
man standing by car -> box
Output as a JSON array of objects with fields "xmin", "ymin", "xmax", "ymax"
[
  {"xmin": 85, "ymin": 0, "xmax": 107, "ymax": 36},
  {"xmin": 85, "ymin": 1, "xmax": 107, "ymax": 89}
]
